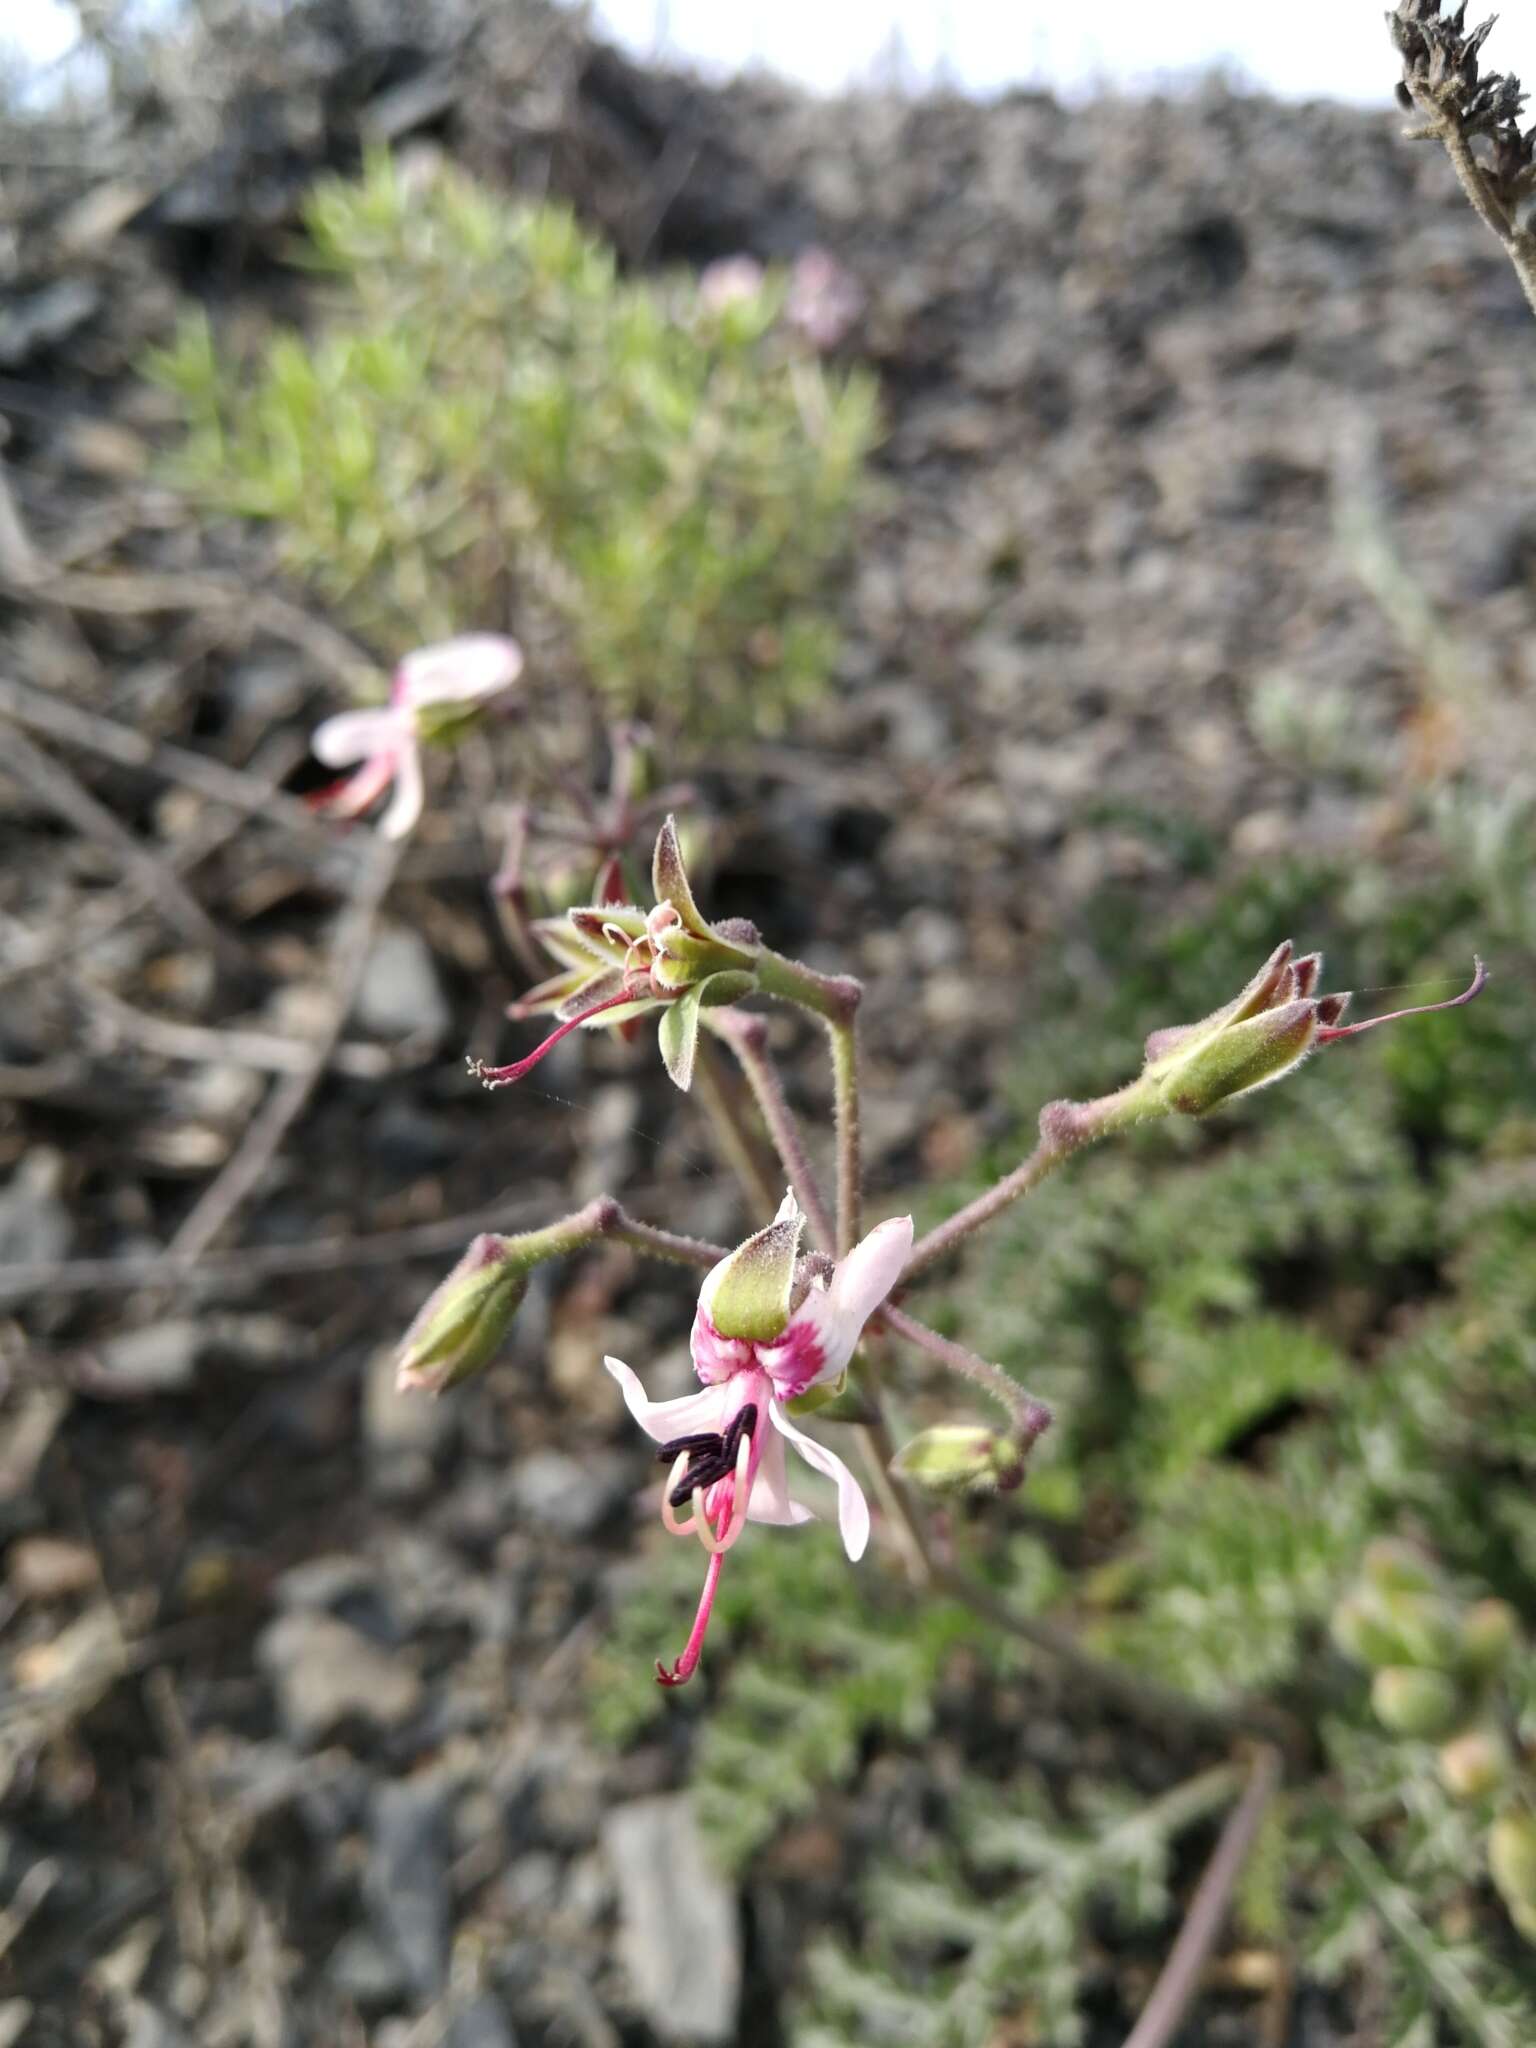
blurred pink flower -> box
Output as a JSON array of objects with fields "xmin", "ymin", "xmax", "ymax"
[
  {"xmin": 698, "ymin": 254, "xmax": 767, "ymax": 311},
  {"xmin": 786, "ymin": 246, "xmax": 864, "ymax": 351},
  {"xmin": 309, "ymin": 634, "xmax": 522, "ymax": 840},
  {"xmin": 605, "ymin": 1199, "xmax": 912, "ymax": 1687}
]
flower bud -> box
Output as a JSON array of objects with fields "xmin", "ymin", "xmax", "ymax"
[
  {"xmin": 700, "ymin": 1192, "xmax": 806, "ymax": 1343},
  {"xmin": 1370, "ymin": 1666, "xmax": 1462, "ymax": 1738},
  {"xmin": 1331, "ymin": 1591, "xmax": 1412, "ymax": 1670},
  {"xmin": 891, "ymin": 1425, "xmax": 1028, "ymax": 1497},
  {"xmin": 1360, "ymin": 1538, "xmax": 1440, "ymax": 1597},
  {"xmin": 395, "ymin": 1234, "xmax": 528, "ymax": 1395},
  {"xmin": 1458, "ymin": 1598, "xmax": 1519, "ymax": 1681},
  {"xmin": 1489, "ymin": 1810, "xmax": 1536, "ymax": 1943},
  {"xmin": 1437, "ymin": 1728, "xmax": 1509, "ymax": 1801},
  {"xmin": 1149, "ymin": 999, "xmax": 1319, "ymax": 1117},
  {"xmin": 1377, "ymin": 1590, "xmax": 1464, "ymax": 1670}
]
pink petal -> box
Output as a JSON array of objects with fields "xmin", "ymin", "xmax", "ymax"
[
  {"xmin": 377, "ymin": 736, "xmax": 424, "ymax": 839},
  {"xmin": 769, "ymin": 1400, "xmax": 870, "ymax": 1561},
  {"xmin": 397, "ymin": 635, "xmax": 524, "ymax": 709},
  {"xmin": 766, "ymin": 1214, "xmax": 913, "ymax": 1394},
  {"xmin": 312, "ymin": 708, "xmax": 402, "ymax": 768},
  {"xmin": 745, "ymin": 1426, "xmax": 816, "ymax": 1528},
  {"xmin": 308, "ymin": 751, "xmax": 398, "ymax": 822},
  {"xmin": 604, "ymin": 1356, "xmax": 727, "ymax": 1445}
]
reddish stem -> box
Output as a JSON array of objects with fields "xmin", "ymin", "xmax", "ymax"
[
  {"xmin": 1316, "ymin": 957, "xmax": 1487, "ymax": 1043},
  {"xmin": 656, "ymin": 1549, "xmax": 726, "ymax": 1688},
  {"xmin": 471, "ymin": 986, "xmax": 653, "ymax": 1087}
]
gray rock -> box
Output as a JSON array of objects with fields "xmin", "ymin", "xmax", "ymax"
[
  {"xmin": 121, "ymin": 2004, "xmax": 192, "ymax": 2048},
  {"xmin": 602, "ymin": 1796, "xmax": 740, "ymax": 2044},
  {"xmin": 499, "ymin": 1850, "xmax": 562, "ymax": 1920},
  {"xmin": 328, "ymin": 1928, "xmax": 410, "ymax": 2011},
  {"xmin": 273, "ymin": 1552, "xmax": 380, "ymax": 1614},
  {"xmin": 256, "ymin": 1612, "xmax": 421, "ymax": 1746},
  {"xmin": 355, "ymin": 925, "xmax": 450, "ymax": 1042},
  {"xmin": 365, "ymin": 1775, "xmax": 454, "ymax": 1998},
  {"xmin": 505, "ymin": 1451, "xmax": 629, "ymax": 1540},
  {"xmin": 0, "ymin": 280, "xmax": 100, "ymax": 370},
  {"xmin": 0, "ymin": 1150, "xmax": 72, "ymax": 1267},
  {"xmin": 446, "ymin": 1993, "xmax": 520, "ymax": 2048},
  {"xmin": 365, "ymin": 1344, "xmax": 452, "ymax": 1503},
  {"xmin": 95, "ymin": 1318, "xmax": 202, "ymax": 1394}
]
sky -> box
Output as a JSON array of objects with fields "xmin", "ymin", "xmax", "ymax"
[{"xmin": 7, "ymin": 1, "xmax": 1536, "ymax": 108}]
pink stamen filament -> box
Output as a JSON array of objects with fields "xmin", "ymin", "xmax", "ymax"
[
  {"xmin": 656, "ymin": 1550, "xmax": 725, "ymax": 1689},
  {"xmin": 470, "ymin": 984, "xmax": 661, "ymax": 1087},
  {"xmin": 661, "ymin": 1453, "xmax": 699, "ymax": 1537},
  {"xmin": 692, "ymin": 1433, "xmax": 753, "ymax": 1556},
  {"xmin": 1316, "ymin": 957, "xmax": 1488, "ymax": 1043}
]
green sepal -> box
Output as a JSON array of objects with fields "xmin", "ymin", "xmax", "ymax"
[
  {"xmin": 704, "ymin": 1193, "xmax": 805, "ymax": 1341},
  {"xmin": 652, "ymin": 814, "xmax": 710, "ymax": 935},
  {"xmin": 395, "ymin": 1233, "xmax": 528, "ymax": 1395},
  {"xmin": 658, "ymin": 983, "xmax": 706, "ymax": 1091}
]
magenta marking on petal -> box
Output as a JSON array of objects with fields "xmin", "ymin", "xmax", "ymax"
[
  {"xmin": 656, "ymin": 1549, "xmax": 725, "ymax": 1689},
  {"xmin": 689, "ymin": 1310, "xmax": 756, "ymax": 1386},
  {"xmin": 761, "ymin": 1319, "xmax": 826, "ymax": 1400}
]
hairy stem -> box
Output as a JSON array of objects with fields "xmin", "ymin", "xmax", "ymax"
[
  {"xmin": 1123, "ymin": 1746, "xmax": 1285, "ymax": 2048},
  {"xmin": 752, "ymin": 947, "xmax": 864, "ymax": 1254},
  {"xmin": 691, "ymin": 1035, "xmax": 783, "ymax": 1223},
  {"xmin": 879, "ymin": 1303, "xmax": 1052, "ymax": 1450},
  {"xmin": 904, "ymin": 1082, "xmax": 1143, "ymax": 1281},
  {"xmin": 510, "ymin": 1197, "xmax": 727, "ymax": 1272},
  {"xmin": 828, "ymin": 1015, "xmax": 863, "ymax": 1256},
  {"xmin": 707, "ymin": 1009, "xmax": 835, "ymax": 1251}
]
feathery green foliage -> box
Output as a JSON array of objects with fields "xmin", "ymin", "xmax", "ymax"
[
  {"xmin": 590, "ymin": 799, "xmax": 1536, "ymax": 2042},
  {"xmin": 147, "ymin": 153, "xmax": 877, "ymax": 739}
]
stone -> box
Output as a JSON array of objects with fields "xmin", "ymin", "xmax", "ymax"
[
  {"xmin": 602, "ymin": 1796, "xmax": 740, "ymax": 2044},
  {"xmin": 256, "ymin": 1612, "xmax": 421, "ymax": 1745},
  {"xmin": 445, "ymin": 1992, "xmax": 520, "ymax": 2048},
  {"xmin": 7, "ymin": 1536, "xmax": 98, "ymax": 1601},
  {"xmin": 94, "ymin": 1319, "xmax": 202, "ymax": 1395},
  {"xmin": 505, "ymin": 1451, "xmax": 629, "ymax": 1541},
  {"xmin": 328, "ymin": 1929, "xmax": 410, "ymax": 2011},
  {"xmin": 0, "ymin": 1149, "xmax": 72, "ymax": 1268},
  {"xmin": 121, "ymin": 2004, "xmax": 192, "ymax": 2048},
  {"xmin": 365, "ymin": 1344, "xmax": 452, "ymax": 1503},
  {"xmin": 365, "ymin": 1775, "xmax": 454, "ymax": 1998},
  {"xmin": 355, "ymin": 925, "xmax": 451, "ymax": 1043}
]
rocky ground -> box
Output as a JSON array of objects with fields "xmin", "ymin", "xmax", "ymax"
[{"xmin": 1, "ymin": 2, "xmax": 1534, "ymax": 2043}]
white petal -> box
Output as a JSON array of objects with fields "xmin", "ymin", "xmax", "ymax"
[
  {"xmin": 767, "ymin": 1213, "xmax": 913, "ymax": 1393},
  {"xmin": 398, "ymin": 634, "xmax": 524, "ymax": 709},
  {"xmin": 604, "ymin": 1356, "xmax": 726, "ymax": 1445},
  {"xmin": 769, "ymin": 1401, "xmax": 870, "ymax": 1561},
  {"xmin": 745, "ymin": 1426, "xmax": 816, "ymax": 1528},
  {"xmin": 377, "ymin": 737, "xmax": 424, "ymax": 839},
  {"xmin": 312, "ymin": 708, "xmax": 401, "ymax": 767}
]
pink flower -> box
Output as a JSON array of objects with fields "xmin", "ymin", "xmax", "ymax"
[
  {"xmin": 309, "ymin": 634, "xmax": 523, "ymax": 839},
  {"xmin": 605, "ymin": 1197, "xmax": 913, "ymax": 1688},
  {"xmin": 785, "ymin": 246, "xmax": 863, "ymax": 351},
  {"xmin": 698, "ymin": 254, "xmax": 767, "ymax": 312}
]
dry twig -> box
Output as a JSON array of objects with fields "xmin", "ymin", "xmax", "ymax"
[
  {"xmin": 1122, "ymin": 1745, "xmax": 1285, "ymax": 2048},
  {"xmin": 163, "ymin": 833, "xmax": 401, "ymax": 1263},
  {"xmin": 1389, "ymin": 1, "xmax": 1536, "ymax": 318},
  {"xmin": 0, "ymin": 722, "xmax": 242, "ymax": 964}
]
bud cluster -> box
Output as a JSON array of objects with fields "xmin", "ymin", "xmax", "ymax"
[{"xmin": 1332, "ymin": 1540, "xmax": 1535, "ymax": 1942}]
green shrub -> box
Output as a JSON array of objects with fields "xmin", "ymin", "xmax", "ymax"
[{"xmin": 148, "ymin": 152, "xmax": 877, "ymax": 738}]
